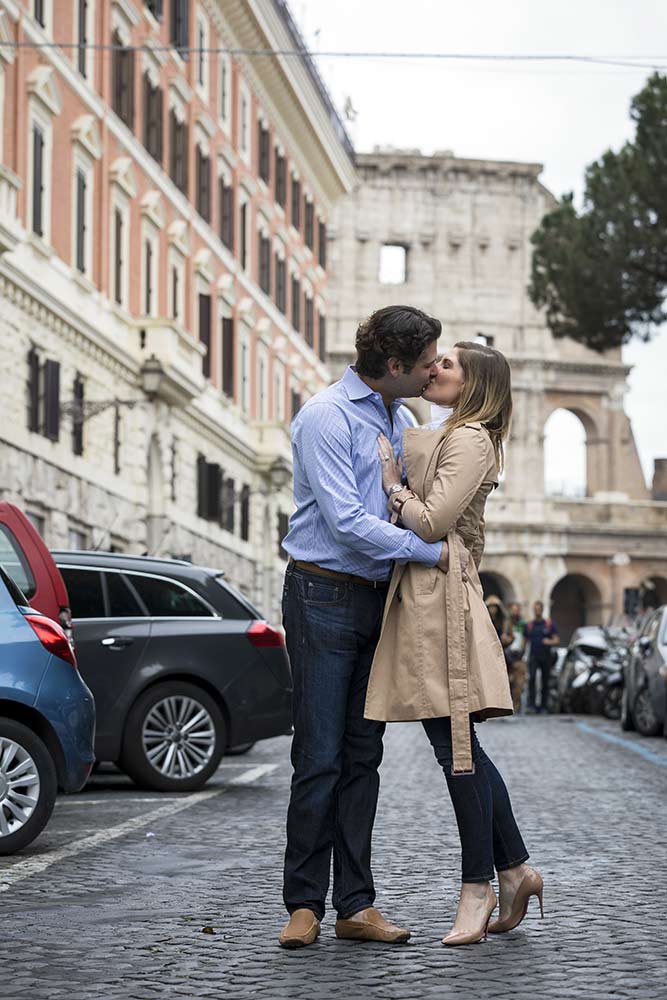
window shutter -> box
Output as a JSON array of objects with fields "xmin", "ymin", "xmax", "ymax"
[
  {"xmin": 319, "ymin": 221, "xmax": 327, "ymax": 269},
  {"xmin": 291, "ymin": 177, "xmax": 301, "ymax": 229},
  {"xmin": 78, "ymin": 0, "xmax": 87, "ymax": 76},
  {"xmin": 277, "ymin": 511, "xmax": 289, "ymax": 558},
  {"xmin": 240, "ymin": 485, "xmax": 250, "ymax": 541},
  {"xmin": 145, "ymin": 239, "xmax": 153, "ymax": 314},
  {"xmin": 155, "ymin": 87, "xmax": 164, "ymax": 164},
  {"xmin": 208, "ymin": 463, "xmax": 222, "ymax": 521},
  {"xmin": 197, "ymin": 454, "xmax": 207, "ymax": 518},
  {"xmin": 220, "ymin": 180, "xmax": 234, "ymax": 250},
  {"xmin": 222, "ymin": 316, "xmax": 234, "ymax": 397},
  {"xmin": 291, "ymin": 276, "xmax": 301, "ymax": 332},
  {"xmin": 27, "ymin": 348, "xmax": 40, "ymax": 432},
  {"xmin": 223, "ymin": 477, "xmax": 235, "ymax": 533},
  {"xmin": 305, "ymin": 199, "xmax": 314, "ymax": 248},
  {"xmin": 72, "ymin": 375, "xmax": 84, "ymax": 456},
  {"xmin": 76, "ymin": 169, "xmax": 86, "ymax": 272},
  {"xmin": 198, "ymin": 293, "xmax": 212, "ymax": 378},
  {"xmin": 318, "ymin": 312, "xmax": 327, "ymax": 362},
  {"xmin": 240, "ymin": 202, "xmax": 247, "ymax": 269},
  {"xmin": 43, "ymin": 359, "xmax": 61, "ymax": 442},
  {"xmin": 114, "ymin": 207, "xmax": 123, "ymax": 304},
  {"xmin": 305, "ymin": 297, "xmax": 314, "ymax": 348},
  {"xmin": 32, "ymin": 125, "xmax": 44, "ymax": 237}
]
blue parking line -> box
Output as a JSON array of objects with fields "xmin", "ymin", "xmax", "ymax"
[{"xmin": 575, "ymin": 720, "xmax": 667, "ymax": 767}]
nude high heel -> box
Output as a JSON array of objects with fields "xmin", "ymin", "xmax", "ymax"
[
  {"xmin": 442, "ymin": 885, "xmax": 497, "ymax": 946},
  {"xmin": 487, "ymin": 868, "xmax": 544, "ymax": 934}
]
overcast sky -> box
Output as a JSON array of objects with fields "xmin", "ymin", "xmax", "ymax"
[{"xmin": 292, "ymin": 0, "xmax": 667, "ymax": 490}]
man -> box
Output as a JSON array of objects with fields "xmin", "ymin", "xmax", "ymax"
[
  {"xmin": 279, "ymin": 305, "xmax": 449, "ymax": 949},
  {"xmin": 523, "ymin": 601, "xmax": 560, "ymax": 714},
  {"xmin": 506, "ymin": 602, "xmax": 528, "ymax": 714}
]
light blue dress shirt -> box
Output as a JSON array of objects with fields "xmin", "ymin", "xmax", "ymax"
[{"xmin": 283, "ymin": 367, "xmax": 443, "ymax": 580}]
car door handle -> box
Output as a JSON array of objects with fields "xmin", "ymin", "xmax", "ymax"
[{"xmin": 101, "ymin": 637, "xmax": 134, "ymax": 649}]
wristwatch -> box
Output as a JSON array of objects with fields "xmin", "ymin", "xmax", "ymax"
[{"xmin": 388, "ymin": 483, "xmax": 404, "ymax": 497}]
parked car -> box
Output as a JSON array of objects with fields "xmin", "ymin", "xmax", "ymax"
[
  {"xmin": 621, "ymin": 605, "xmax": 667, "ymax": 737},
  {"xmin": 51, "ymin": 551, "xmax": 293, "ymax": 791},
  {"xmin": 0, "ymin": 567, "xmax": 95, "ymax": 854},
  {"xmin": 0, "ymin": 503, "xmax": 72, "ymax": 636}
]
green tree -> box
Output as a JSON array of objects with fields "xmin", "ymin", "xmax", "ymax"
[{"xmin": 529, "ymin": 73, "xmax": 667, "ymax": 352}]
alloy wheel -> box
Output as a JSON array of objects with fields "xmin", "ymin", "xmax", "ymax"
[
  {"xmin": 0, "ymin": 737, "xmax": 41, "ymax": 838},
  {"xmin": 142, "ymin": 696, "xmax": 217, "ymax": 780}
]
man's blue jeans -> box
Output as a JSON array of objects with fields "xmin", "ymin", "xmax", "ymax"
[{"xmin": 282, "ymin": 563, "xmax": 387, "ymax": 920}]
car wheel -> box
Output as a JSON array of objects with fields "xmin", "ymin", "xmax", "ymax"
[
  {"xmin": 119, "ymin": 682, "xmax": 226, "ymax": 792},
  {"xmin": 226, "ymin": 742, "xmax": 255, "ymax": 756},
  {"xmin": 602, "ymin": 687, "xmax": 622, "ymax": 721},
  {"xmin": 633, "ymin": 685, "xmax": 662, "ymax": 737},
  {"xmin": 0, "ymin": 718, "xmax": 57, "ymax": 855},
  {"xmin": 620, "ymin": 685, "xmax": 635, "ymax": 731}
]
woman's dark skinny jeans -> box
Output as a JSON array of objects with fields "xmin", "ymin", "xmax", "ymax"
[{"xmin": 422, "ymin": 717, "xmax": 529, "ymax": 883}]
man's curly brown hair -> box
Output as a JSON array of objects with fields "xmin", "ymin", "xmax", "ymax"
[{"xmin": 354, "ymin": 305, "xmax": 441, "ymax": 378}]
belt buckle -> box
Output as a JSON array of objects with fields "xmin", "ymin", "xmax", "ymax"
[{"xmin": 451, "ymin": 764, "xmax": 476, "ymax": 776}]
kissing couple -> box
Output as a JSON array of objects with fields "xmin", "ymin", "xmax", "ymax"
[{"xmin": 278, "ymin": 305, "xmax": 543, "ymax": 948}]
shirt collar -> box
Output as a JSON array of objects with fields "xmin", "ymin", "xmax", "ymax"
[{"xmin": 342, "ymin": 367, "xmax": 405, "ymax": 411}]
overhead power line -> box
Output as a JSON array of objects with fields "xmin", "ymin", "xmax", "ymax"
[{"xmin": 2, "ymin": 39, "xmax": 667, "ymax": 71}]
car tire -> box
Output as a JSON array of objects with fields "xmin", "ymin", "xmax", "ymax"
[
  {"xmin": 633, "ymin": 685, "xmax": 662, "ymax": 738},
  {"xmin": 0, "ymin": 718, "xmax": 58, "ymax": 856},
  {"xmin": 119, "ymin": 681, "xmax": 226, "ymax": 792},
  {"xmin": 620, "ymin": 685, "xmax": 635, "ymax": 731}
]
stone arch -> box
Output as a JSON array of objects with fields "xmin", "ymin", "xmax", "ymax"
[
  {"xmin": 543, "ymin": 393, "xmax": 613, "ymax": 497},
  {"xmin": 146, "ymin": 433, "xmax": 167, "ymax": 555},
  {"xmin": 479, "ymin": 570, "xmax": 515, "ymax": 605},
  {"xmin": 549, "ymin": 573, "xmax": 604, "ymax": 644}
]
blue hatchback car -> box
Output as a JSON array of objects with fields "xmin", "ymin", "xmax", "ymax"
[{"xmin": 0, "ymin": 567, "xmax": 95, "ymax": 854}]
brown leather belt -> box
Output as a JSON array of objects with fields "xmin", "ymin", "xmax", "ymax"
[{"xmin": 290, "ymin": 559, "xmax": 390, "ymax": 590}]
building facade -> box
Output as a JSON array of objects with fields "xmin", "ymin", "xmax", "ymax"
[
  {"xmin": 327, "ymin": 148, "xmax": 667, "ymax": 639},
  {"xmin": 0, "ymin": 0, "xmax": 355, "ymax": 618}
]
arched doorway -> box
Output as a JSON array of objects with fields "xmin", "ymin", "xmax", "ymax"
[
  {"xmin": 544, "ymin": 409, "xmax": 587, "ymax": 498},
  {"xmin": 640, "ymin": 576, "xmax": 667, "ymax": 611},
  {"xmin": 550, "ymin": 574, "xmax": 603, "ymax": 644},
  {"xmin": 479, "ymin": 571, "xmax": 515, "ymax": 606}
]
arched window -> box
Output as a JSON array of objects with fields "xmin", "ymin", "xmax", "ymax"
[{"xmin": 544, "ymin": 409, "xmax": 586, "ymax": 497}]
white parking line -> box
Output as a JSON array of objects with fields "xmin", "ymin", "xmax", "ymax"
[
  {"xmin": 1, "ymin": 764, "xmax": 277, "ymax": 892},
  {"xmin": 229, "ymin": 764, "xmax": 278, "ymax": 785}
]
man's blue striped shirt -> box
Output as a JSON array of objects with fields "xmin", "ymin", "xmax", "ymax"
[{"xmin": 282, "ymin": 367, "xmax": 442, "ymax": 580}]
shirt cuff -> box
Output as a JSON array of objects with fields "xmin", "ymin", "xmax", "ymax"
[{"xmin": 412, "ymin": 537, "xmax": 443, "ymax": 566}]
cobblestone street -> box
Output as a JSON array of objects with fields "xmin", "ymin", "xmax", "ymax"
[{"xmin": 1, "ymin": 715, "xmax": 666, "ymax": 999}]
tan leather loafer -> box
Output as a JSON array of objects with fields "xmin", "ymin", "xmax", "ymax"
[
  {"xmin": 335, "ymin": 907, "xmax": 411, "ymax": 944},
  {"xmin": 278, "ymin": 908, "xmax": 321, "ymax": 949}
]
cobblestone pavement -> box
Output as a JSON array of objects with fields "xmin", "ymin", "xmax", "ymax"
[{"xmin": 1, "ymin": 714, "xmax": 666, "ymax": 999}]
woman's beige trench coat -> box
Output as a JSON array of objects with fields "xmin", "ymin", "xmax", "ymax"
[{"xmin": 364, "ymin": 421, "xmax": 513, "ymax": 773}]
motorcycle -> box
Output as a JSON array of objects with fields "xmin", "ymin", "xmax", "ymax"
[{"xmin": 558, "ymin": 627, "xmax": 609, "ymax": 714}]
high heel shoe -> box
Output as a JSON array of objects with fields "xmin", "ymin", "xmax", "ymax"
[
  {"xmin": 442, "ymin": 885, "xmax": 497, "ymax": 946},
  {"xmin": 487, "ymin": 867, "xmax": 544, "ymax": 934}
]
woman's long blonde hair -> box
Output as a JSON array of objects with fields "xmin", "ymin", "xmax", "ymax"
[{"xmin": 443, "ymin": 341, "xmax": 513, "ymax": 474}]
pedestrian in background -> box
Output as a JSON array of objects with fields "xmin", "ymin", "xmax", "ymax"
[
  {"xmin": 485, "ymin": 594, "xmax": 513, "ymax": 662},
  {"xmin": 524, "ymin": 601, "xmax": 560, "ymax": 714},
  {"xmin": 507, "ymin": 602, "xmax": 528, "ymax": 714}
]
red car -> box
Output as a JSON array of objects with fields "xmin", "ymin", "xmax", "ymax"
[{"xmin": 0, "ymin": 503, "xmax": 72, "ymax": 636}]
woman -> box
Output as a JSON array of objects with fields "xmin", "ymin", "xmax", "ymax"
[
  {"xmin": 365, "ymin": 341, "xmax": 543, "ymax": 946},
  {"xmin": 486, "ymin": 595, "xmax": 514, "ymax": 666}
]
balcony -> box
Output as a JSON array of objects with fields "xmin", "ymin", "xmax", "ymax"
[
  {"xmin": 136, "ymin": 319, "xmax": 206, "ymax": 407},
  {"xmin": 0, "ymin": 165, "xmax": 22, "ymax": 254}
]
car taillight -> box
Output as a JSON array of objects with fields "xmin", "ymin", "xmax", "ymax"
[
  {"xmin": 25, "ymin": 614, "xmax": 78, "ymax": 669},
  {"xmin": 247, "ymin": 621, "xmax": 285, "ymax": 648}
]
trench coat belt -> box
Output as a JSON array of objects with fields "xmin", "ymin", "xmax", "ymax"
[{"xmin": 446, "ymin": 529, "xmax": 474, "ymax": 774}]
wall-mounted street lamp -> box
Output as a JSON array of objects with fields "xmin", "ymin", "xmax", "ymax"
[{"xmin": 60, "ymin": 355, "xmax": 166, "ymax": 472}]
